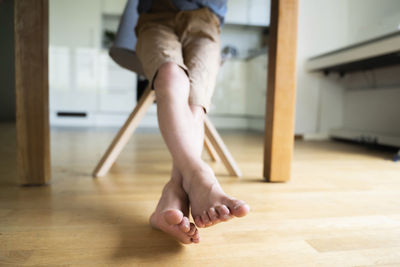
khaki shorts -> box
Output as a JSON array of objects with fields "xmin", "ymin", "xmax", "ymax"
[{"xmin": 135, "ymin": 1, "xmax": 221, "ymax": 112}]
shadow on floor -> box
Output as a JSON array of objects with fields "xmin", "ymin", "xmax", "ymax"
[{"xmin": 84, "ymin": 178, "xmax": 185, "ymax": 262}]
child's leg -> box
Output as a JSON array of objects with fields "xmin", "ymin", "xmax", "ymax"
[
  {"xmin": 153, "ymin": 63, "xmax": 250, "ymax": 228},
  {"xmin": 136, "ymin": 19, "xmax": 201, "ymax": 244}
]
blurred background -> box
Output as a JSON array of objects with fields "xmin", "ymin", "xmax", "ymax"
[
  {"xmin": 2, "ymin": 0, "xmax": 398, "ymax": 145},
  {"xmin": 40, "ymin": 0, "xmax": 400, "ymax": 146},
  {"xmin": 0, "ymin": 0, "xmax": 400, "ymax": 146}
]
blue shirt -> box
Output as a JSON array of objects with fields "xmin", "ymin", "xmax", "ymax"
[{"xmin": 138, "ymin": 0, "xmax": 228, "ymax": 25}]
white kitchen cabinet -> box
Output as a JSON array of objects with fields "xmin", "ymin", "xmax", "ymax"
[
  {"xmin": 98, "ymin": 51, "xmax": 137, "ymax": 113},
  {"xmin": 49, "ymin": 0, "xmax": 103, "ymax": 116},
  {"xmin": 49, "ymin": 0, "xmax": 138, "ymax": 127},
  {"xmin": 212, "ymin": 59, "xmax": 247, "ymax": 115},
  {"xmin": 211, "ymin": 53, "xmax": 267, "ymax": 118},
  {"xmin": 225, "ymin": 0, "xmax": 270, "ymax": 26},
  {"xmin": 248, "ymin": 0, "xmax": 270, "ymax": 26},
  {"xmin": 50, "ymin": 0, "xmax": 102, "ymax": 48},
  {"xmin": 246, "ymin": 53, "xmax": 268, "ymax": 116},
  {"xmin": 101, "ymin": 0, "xmax": 126, "ymax": 15},
  {"xmin": 225, "ymin": 0, "xmax": 249, "ymax": 25}
]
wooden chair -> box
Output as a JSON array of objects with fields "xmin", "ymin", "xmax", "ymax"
[{"xmin": 92, "ymin": 0, "xmax": 241, "ymax": 178}]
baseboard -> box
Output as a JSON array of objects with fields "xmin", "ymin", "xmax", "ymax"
[
  {"xmin": 50, "ymin": 111, "xmax": 159, "ymax": 128},
  {"xmin": 303, "ymin": 132, "xmax": 330, "ymax": 140},
  {"xmin": 50, "ymin": 110, "xmax": 267, "ymax": 130},
  {"xmin": 330, "ymin": 128, "xmax": 400, "ymax": 147}
]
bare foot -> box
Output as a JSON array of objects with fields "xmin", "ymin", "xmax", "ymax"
[
  {"xmin": 150, "ymin": 179, "xmax": 200, "ymax": 244},
  {"xmin": 182, "ymin": 164, "xmax": 250, "ymax": 228}
]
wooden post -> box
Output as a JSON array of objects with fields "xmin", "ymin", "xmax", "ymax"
[
  {"xmin": 14, "ymin": 0, "xmax": 50, "ymax": 185},
  {"xmin": 263, "ymin": 0, "xmax": 298, "ymax": 182}
]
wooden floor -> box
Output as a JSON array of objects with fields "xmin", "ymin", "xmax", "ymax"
[{"xmin": 1, "ymin": 124, "xmax": 400, "ymax": 266}]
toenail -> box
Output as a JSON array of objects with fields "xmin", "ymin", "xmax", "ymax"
[{"xmin": 234, "ymin": 205, "xmax": 241, "ymax": 210}]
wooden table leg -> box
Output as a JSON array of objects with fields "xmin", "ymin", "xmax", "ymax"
[
  {"xmin": 263, "ymin": 0, "xmax": 298, "ymax": 182},
  {"xmin": 14, "ymin": 0, "xmax": 50, "ymax": 185}
]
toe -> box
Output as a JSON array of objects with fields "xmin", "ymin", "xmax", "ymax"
[
  {"xmin": 163, "ymin": 209, "xmax": 184, "ymax": 225},
  {"xmin": 216, "ymin": 205, "xmax": 231, "ymax": 221},
  {"xmin": 187, "ymin": 223, "xmax": 197, "ymax": 236},
  {"xmin": 194, "ymin": 216, "xmax": 205, "ymax": 228},
  {"xmin": 180, "ymin": 237, "xmax": 192, "ymax": 244},
  {"xmin": 201, "ymin": 211, "xmax": 212, "ymax": 227},
  {"xmin": 225, "ymin": 199, "xmax": 250, "ymax": 217},
  {"xmin": 208, "ymin": 207, "xmax": 219, "ymax": 224},
  {"xmin": 191, "ymin": 229, "xmax": 200, "ymax": 243},
  {"xmin": 178, "ymin": 216, "xmax": 190, "ymax": 233}
]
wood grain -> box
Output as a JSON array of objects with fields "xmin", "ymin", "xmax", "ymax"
[
  {"xmin": 14, "ymin": 0, "xmax": 50, "ymax": 185},
  {"xmin": 264, "ymin": 0, "xmax": 299, "ymax": 182},
  {"xmin": 1, "ymin": 127, "xmax": 400, "ymax": 266}
]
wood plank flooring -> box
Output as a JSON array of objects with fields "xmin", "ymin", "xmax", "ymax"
[{"xmin": 1, "ymin": 125, "xmax": 400, "ymax": 266}]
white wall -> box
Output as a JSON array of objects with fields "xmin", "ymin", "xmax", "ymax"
[
  {"xmin": 296, "ymin": 0, "xmax": 349, "ymax": 135},
  {"xmin": 347, "ymin": 0, "xmax": 400, "ymax": 45},
  {"xmin": 296, "ymin": 0, "xmax": 400, "ymax": 136}
]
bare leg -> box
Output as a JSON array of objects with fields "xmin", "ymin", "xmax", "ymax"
[
  {"xmin": 149, "ymin": 77, "xmax": 202, "ymax": 244},
  {"xmin": 154, "ymin": 62, "xmax": 250, "ymax": 228}
]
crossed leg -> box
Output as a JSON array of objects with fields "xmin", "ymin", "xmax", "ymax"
[
  {"xmin": 149, "ymin": 104, "xmax": 205, "ymax": 244},
  {"xmin": 149, "ymin": 62, "xmax": 249, "ymax": 243}
]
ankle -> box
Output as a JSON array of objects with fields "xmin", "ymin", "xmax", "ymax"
[
  {"xmin": 170, "ymin": 171, "xmax": 183, "ymax": 184},
  {"xmin": 182, "ymin": 164, "xmax": 215, "ymax": 193},
  {"xmin": 163, "ymin": 179, "xmax": 183, "ymax": 196}
]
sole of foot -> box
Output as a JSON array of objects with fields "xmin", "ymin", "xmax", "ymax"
[{"xmin": 150, "ymin": 209, "xmax": 200, "ymax": 244}]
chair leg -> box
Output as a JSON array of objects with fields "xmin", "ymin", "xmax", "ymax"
[
  {"xmin": 204, "ymin": 116, "xmax": 242, "ymax": 177},
  {"xmin": 92, "ymin": 87, "xmax": 156, "ymax": 177},
  {"xmin": 204, "ymin": 135, "xmax": 220, "ymax": 162}
]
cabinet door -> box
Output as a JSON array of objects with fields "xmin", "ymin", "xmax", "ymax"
[
  {"xmin": 248, "ymin": 0, "xmax": 270, "ymax": 26},
  {"xmin": 50, "ymin": 0, "xmax": 101, "ymax": 48},
  {"xmin": 102, "ymin": 0, "xmax": 126, "ymax": 15},
  {"xmin": 98, "ymin": 52, "xmax": 137, "ymax": 113},
  {"xmin": 246, "ymin": 54, "xmax": 268, "ymax": 116},
  {"xmin": 227, "ymin": 61, "xmax": 247, "ymax": 114},
  {"xmin": 225, "ymin": 0, "xmax": 248, "ymax": 25},
  {"xmin": 212, "ymin": 60, "xmax": 247, "ymax": 115},
  {"xmin": 212, "ymin": 62, "xmax": 233, "ymax": 114}
]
